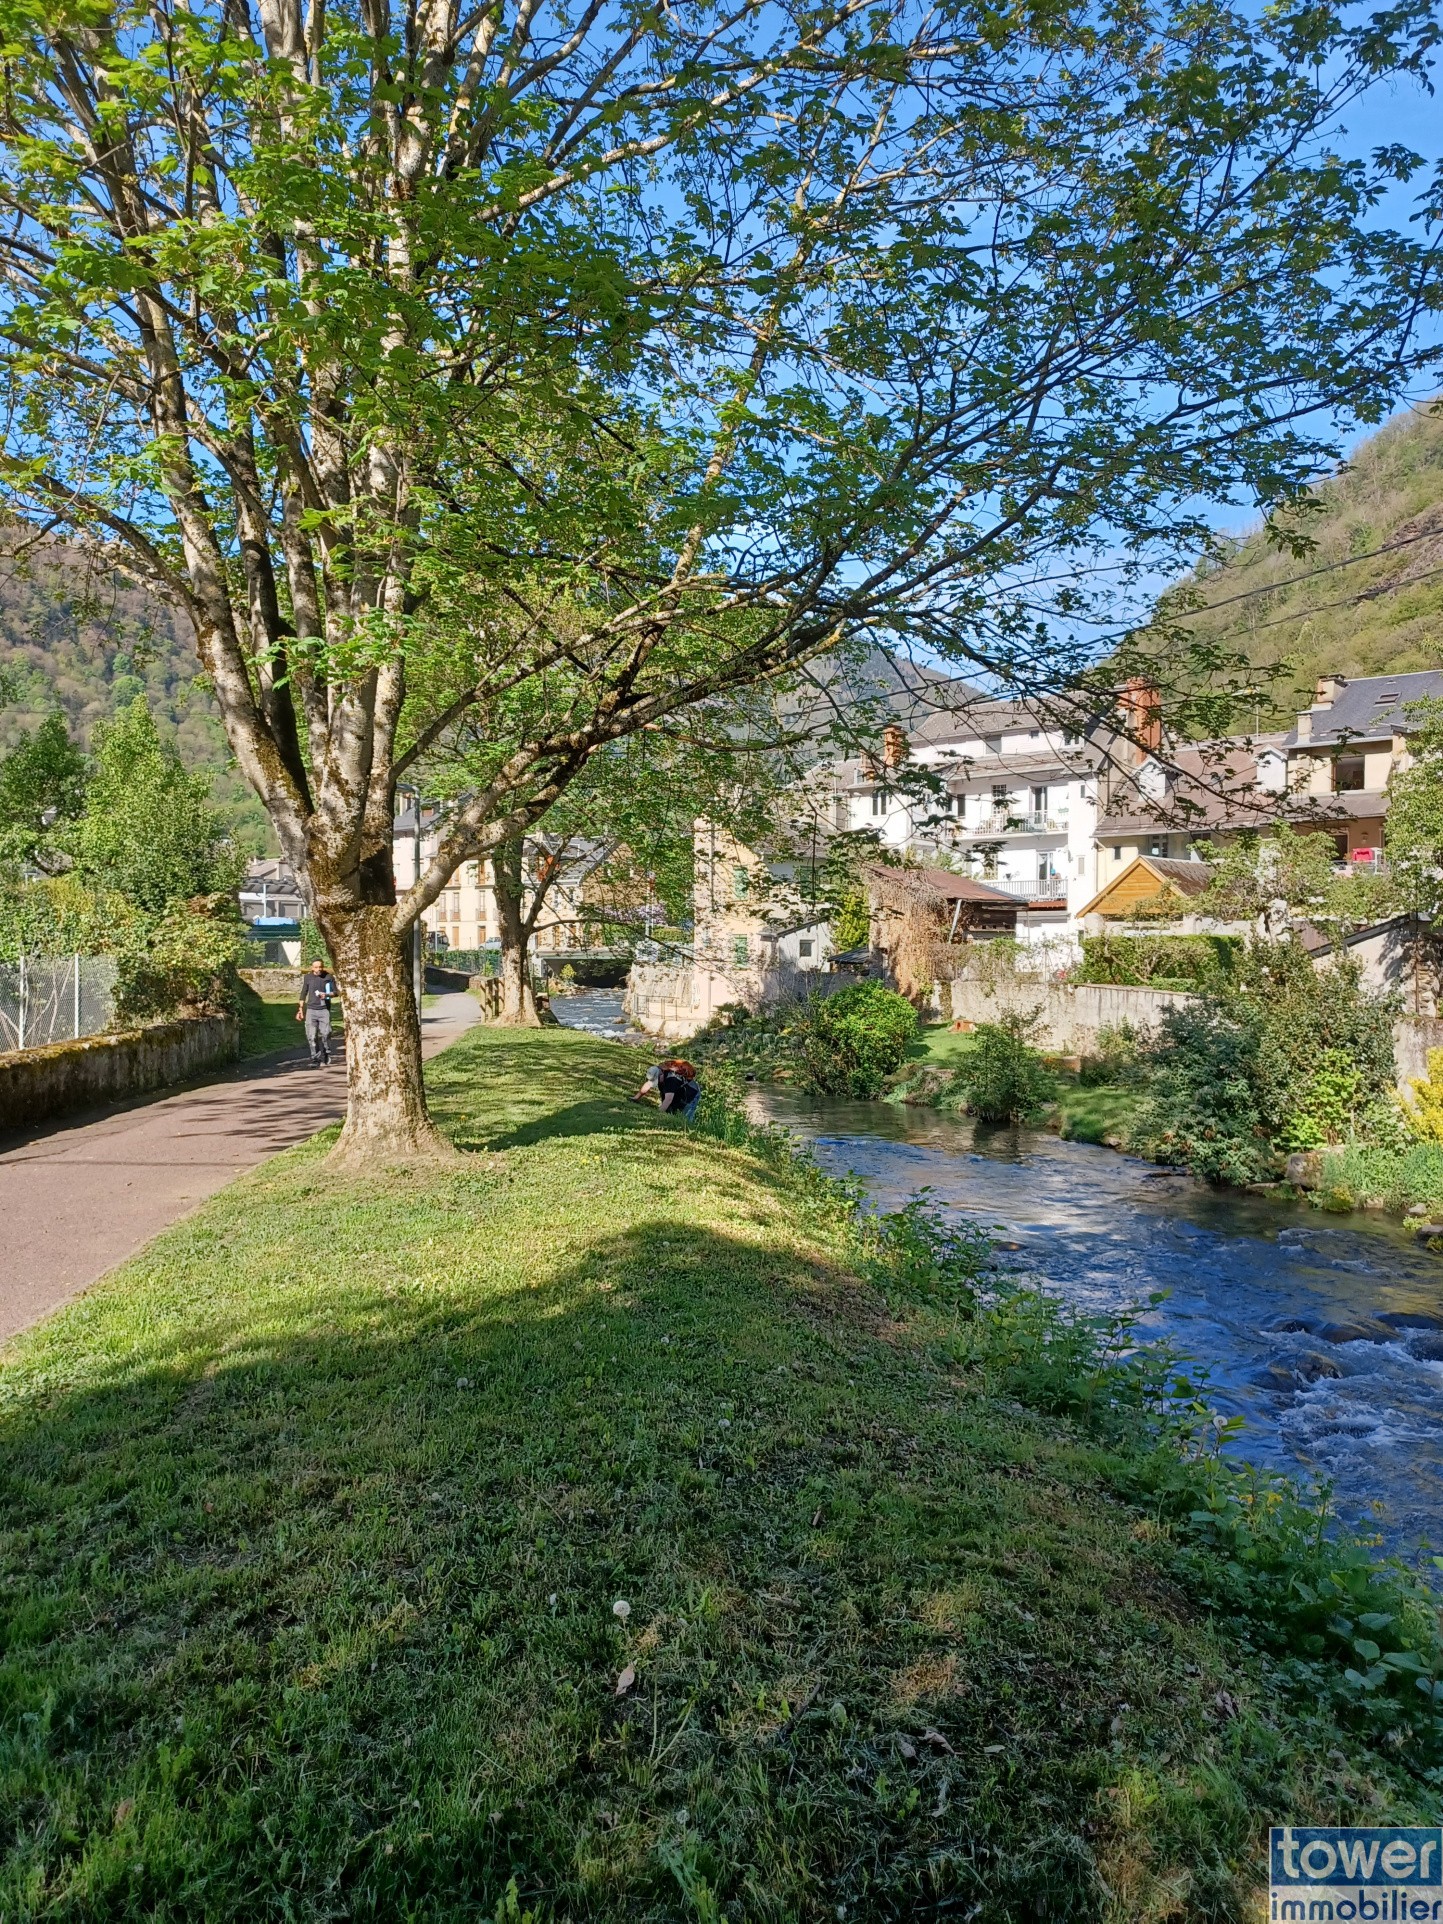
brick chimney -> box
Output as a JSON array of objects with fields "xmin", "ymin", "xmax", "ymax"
[
  {"xmin": 1117, "ymin": 678, "xmax": 1162, "ymax": 760},
  {"xmin": 1296, "ymin": 711, "xmax": 1312, "ymax": 743},
  {"xmin": 882, "ymin": 722, "xmax": 908, "ymax": 769}
]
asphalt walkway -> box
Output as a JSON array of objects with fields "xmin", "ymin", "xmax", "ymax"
[{"xmin": 0, "ymin": 991, "xmax": 480, "ymax": 1346}]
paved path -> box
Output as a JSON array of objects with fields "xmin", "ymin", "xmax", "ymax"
[{"xmin": 0, "ymin": 992, "xmax": 480, "ymax": 1346}]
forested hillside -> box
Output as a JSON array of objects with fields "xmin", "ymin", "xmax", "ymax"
[
  {"xmin": 0, "ymin": 536, "xmax": 269, "ymax": 849},
  {"xmin": 1162, "ymin": 403, "xmax": 1443, "ymax": 713}
]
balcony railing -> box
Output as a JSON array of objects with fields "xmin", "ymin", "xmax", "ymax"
[
  {"xmin": 958, "ymin": 812, "xmax": 1065, "ymax": 838},
  {"xmin": 987, "ymin": 876, "xmax": 1068, "ymax": 900}
]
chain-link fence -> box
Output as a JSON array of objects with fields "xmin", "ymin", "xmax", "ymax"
[{"xmin": 0, "ymin": 955, "xmax": 119, "ymax": 1055}]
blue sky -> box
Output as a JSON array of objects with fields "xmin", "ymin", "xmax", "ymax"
[{"xmin": 1209, "ymin": 61, "xmax": 1442, "ymax": 538}]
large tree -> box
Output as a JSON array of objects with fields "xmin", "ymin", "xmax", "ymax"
[{"xmin": 0, "ymin": 0, "xmax": 1438, "ymax": 1157}]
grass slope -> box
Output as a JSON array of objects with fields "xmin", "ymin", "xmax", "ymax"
[
  {"xmin": 1163, "ymin": 403, "xmax": 1443, "ymax": 703},
  {"xmin": 0, "ymin": 1030, "xmax": 1429, "ymax": 1921}
]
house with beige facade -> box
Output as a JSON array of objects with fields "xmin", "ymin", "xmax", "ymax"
[{"xmin": 391, "ymin": 802, "xmax": 598, "ymax": 957}]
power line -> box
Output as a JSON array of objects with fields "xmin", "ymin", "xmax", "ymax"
[
  {"xmin": 1214, "ymin": 559, "xmax": 1443, "ymax": 639},
  {"xmin": 1169, "ymin": 522, "xmax": 1443, "ymax": 622}
]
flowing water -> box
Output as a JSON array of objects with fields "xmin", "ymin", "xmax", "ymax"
[
  {"xmin": 549, "ymin": 987, "xmax": 641, "ymax": 1042},
  {"xmin": 749, "ymin": 1087, "xmax": 1443, "ymax": 1559}
]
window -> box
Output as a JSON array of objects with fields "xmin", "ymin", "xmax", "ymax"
[
  {"xmin": 1147, "ymin": 837, "xmax": 1165, "ymax": 857},
  {"xmin": 1031, "ymin": 786, "xmax": 1047, "ymax": 816},
  {"xmin": 1112, "ymin": 844, "xmax": 1123, "ymax": 863},
  {"xmin": 870, "ymin": 790, "xmax": 885, "ymax": 817},
  {"xmin": 1334, "ymin": 754, "xmax": 1365, "ymax": 793},
  {"xmin": 732, "ymin": 935, "xmax": 749, "ymax": 966},
  {"xmin": 799, "ymin": 939, "xmax": 814, "ymax": 957},
  {"xmin": 733, "ymin": 865, "xmax": 750, "ymax": 898},
  {"xmin": 991, "ymin": 783, "xmax": 1008, "ymax": 807}
]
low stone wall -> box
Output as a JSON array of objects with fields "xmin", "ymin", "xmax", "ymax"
[
  {"xmin": 424, "ymin": 964, "xmax": 472, "ymax": 993},
  {"xmin": 625, "ymin": 961, "xmax": 855, "ymax": 1038},
  {"xmin": 1394, "ymin": 1016, "xmax": 1443, "ymax": 1093},
  {"xmin": 0, "ymin": 1014, "xmax": 240, "ymax": 1134},
  {"xmin": 947, "ymin": 976, "xmax": 1193, "ymax": 1052},
  {"xmin": 239, "ymin": 967, "xmax": 302, "ymax": 998}
]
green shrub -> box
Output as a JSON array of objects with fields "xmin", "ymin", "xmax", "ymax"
[
  {"xmin": 1131, "ymin": 999, "xmax": 1268, "ymax": 1183},
  {"xmin": 1077, "ymin": 1019, "xmax": 1144, "ymax": 1088},
  {"xmin": 1133, "ymin": 940, "xmax": 1398, "ymax": 1184},
  {"xmin": 112, "ymin": 896, "xmax": 250, "ymax": 1021},
  {"xmin": 1318, "ymin": 1139, "xmax": 1443, "ymax": 1215},
  {"xmin": 1077, "ymin": 932, "xmax": 1241, "ymax": 990},
  {"xmin": 794, "ymin": 980, "xmax": 918, "ymax": 1097},
  {"xmin": 960, "ymin": 1010, "xmax": 1054, "ymax": 1121}
]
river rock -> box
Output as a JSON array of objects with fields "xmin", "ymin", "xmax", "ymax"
[
  {"xmin": 1294, "ymin": 1350, "xmax": 1343, "ymax": 1384},
  {"xmin": 1415, "ymin": 1224, "xmax": 1443, "ymax": 1247},
  {"xmin": 1410, "ymin": 1334, "xmax": 1443, "ymax": 1363},
  {"xmin": 1262, "ymin": 1315, "xmax": 1317, "ymax": 1334},
  {"xmin": 1379, "ymin": 1309, "xmax": 1443, "ymax": 1332},
  {"xmin": 1316, "ymin": 1317, "xmax": 1399, "ymax": 1346},
  {"xmin": 1250, "ymin": 1362, "xmax": 1300, "ymax": 1393},
  {"xmin": 1284, "ymin": 1151, "xmax": 1323, "ymax": 1190}
]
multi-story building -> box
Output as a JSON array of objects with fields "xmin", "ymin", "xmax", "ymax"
[
  {"xmin": 1092, "ymin": 670, "xmax": 1443, "ymax": 882},
  {"xmin": 391, "ymin": 803, "xmax": 597, "ymax": 956},
  {"xmin": 832, "ymin": 695, "xmax": 1104, "ymax": 933}
]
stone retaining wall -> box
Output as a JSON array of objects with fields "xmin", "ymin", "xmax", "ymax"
[
  {"xmin": 1394, "ymin": 1016, "xmax": 1443, "ymax": 1092},
  {"xmin": 0, "ymin": 1014, "xmax": 240, "ymax": 1134},
  {"xmin": 239, "ymin": 967, "xmax": 303, "ymax": 998},
  {"xmin": 947, "ymin": 976, "xmax": 1194, "ymax": 1052}
]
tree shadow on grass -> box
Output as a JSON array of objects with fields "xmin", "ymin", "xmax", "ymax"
[
  {"xmin": 427, "ymin": 1025, "xmax": 676, "ymax": 1151},
  {"xmin": 0, "ymin": 1200, "xmax": 1235, "ymax": 1924}
]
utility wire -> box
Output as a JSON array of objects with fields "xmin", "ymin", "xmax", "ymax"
[
  {"xmin": 1169, "ymin": 523, "xmax": 1443, "ymax": 621},
  {"xmin": 1212, "ymin": 559, "xmax": 1443, "ymax": 639}
]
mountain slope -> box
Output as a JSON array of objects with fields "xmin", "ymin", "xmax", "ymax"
[
  {"xmin": 1165, "ymin": 403, "xmax": 1443, "ymax": 709},
  {"xmin": 0, "ymin": 537, "xmax": 270, "ymax": 849}
]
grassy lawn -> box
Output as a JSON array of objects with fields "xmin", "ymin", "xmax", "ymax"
[
  {"xmin": 1053, "ymin": 1078, "xmax": 1144, "ymax": 1147},
  {"xmin": 0, "ymin": 1029, "xmax": 1429, "ymax": 1920},
  {"xmin": 904, "ymin": 1025, "xmax": 1143, "ymax": 1145},
  {"xmin": 905, "ymin": 1023, "xmax": 981, "ymax": 1067},
  {"xmin": 236, "ymin": 980, "xmax": 344, "ymax": 1061}
]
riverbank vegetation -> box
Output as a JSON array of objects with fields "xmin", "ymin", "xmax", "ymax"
[
  {"xmin": 1, "ymin": 1027, "xmax": 1440, "ymax": 1920},
  {"xmin": 689, "ymin": 983, "xmax": 920, "ymax": 1098}
]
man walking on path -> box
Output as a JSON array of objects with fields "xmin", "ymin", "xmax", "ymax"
[{"xmin": 296, "ymin": 959, "xmax": 339, "ymax": 1067}]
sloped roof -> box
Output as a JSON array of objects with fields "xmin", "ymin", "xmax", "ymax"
[
  {"xmin": 1284, "ymin": 671, "xmax": 1443, "ymax": 747},
  {"xmin": 865, "ymin": 862, "xmax": 1021, "ymax": 906},
  {"xmin": 1075, "ymin": 855, "xmax": 1215, "ymax": 921}
]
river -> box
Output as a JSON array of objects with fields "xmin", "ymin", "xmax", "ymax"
[
  {"xmin": 553, "ymin": 992, "xmax": 1443, "ymax": 1558},
  {"xmin": 753, "ymin": 1088, "xmax": 1443, "ymax": 1561}
]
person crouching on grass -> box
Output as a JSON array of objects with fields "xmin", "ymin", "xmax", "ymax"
[
  {"xmin": 295, "ymin": 958, "xmax": 339, "ymax": 1067},
  {"xmin": 631, "ymin": 1056, "xmax": 701, "ymax": 1120}
]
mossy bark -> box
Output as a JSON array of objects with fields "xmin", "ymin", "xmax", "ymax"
[{"xmin": 320, "ymin": 902, "xmax": 452, "ymax": 1163}]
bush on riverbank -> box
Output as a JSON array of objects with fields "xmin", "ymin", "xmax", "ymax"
[
  {"xmin": 690, "ymin": 982, "xmax": 919, "ymax": 1098},
  {"xmin": 2, "ymin": 1026, "xmax": 1438, "ymax": 1920},
  {"xmin": 793, "ymin": 980, "xmax": 919, "ymax": 1097},
  {"xmin": 957, "ymin": 1012, "xmax": 1055, "ymax": 1122},
  {"xmin": 1314, "ymin": 1139, "xmax": 1443, "ymax": 1215},
  {"xmin": 1132, "ymin": 940, "xmax": 1397, "ymax": 1184}
]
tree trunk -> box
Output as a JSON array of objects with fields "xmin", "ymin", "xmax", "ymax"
[
  {"xmin": 322, "ymin": 903, "xmax": 453, "ymax": 1164},
  {"xmin": 492, "ymin": 836, "xmax": 541, "ymax": 1026}
]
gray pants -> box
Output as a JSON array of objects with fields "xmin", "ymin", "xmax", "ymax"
[{"xmin": 304, "ymin": 1008, "xmax": 332, "ymax": 1063}]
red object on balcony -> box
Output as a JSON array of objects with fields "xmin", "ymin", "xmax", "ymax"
[{"xmin": 1350, "ymin": 847, "xmax": 1378, "ymax": 864}]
